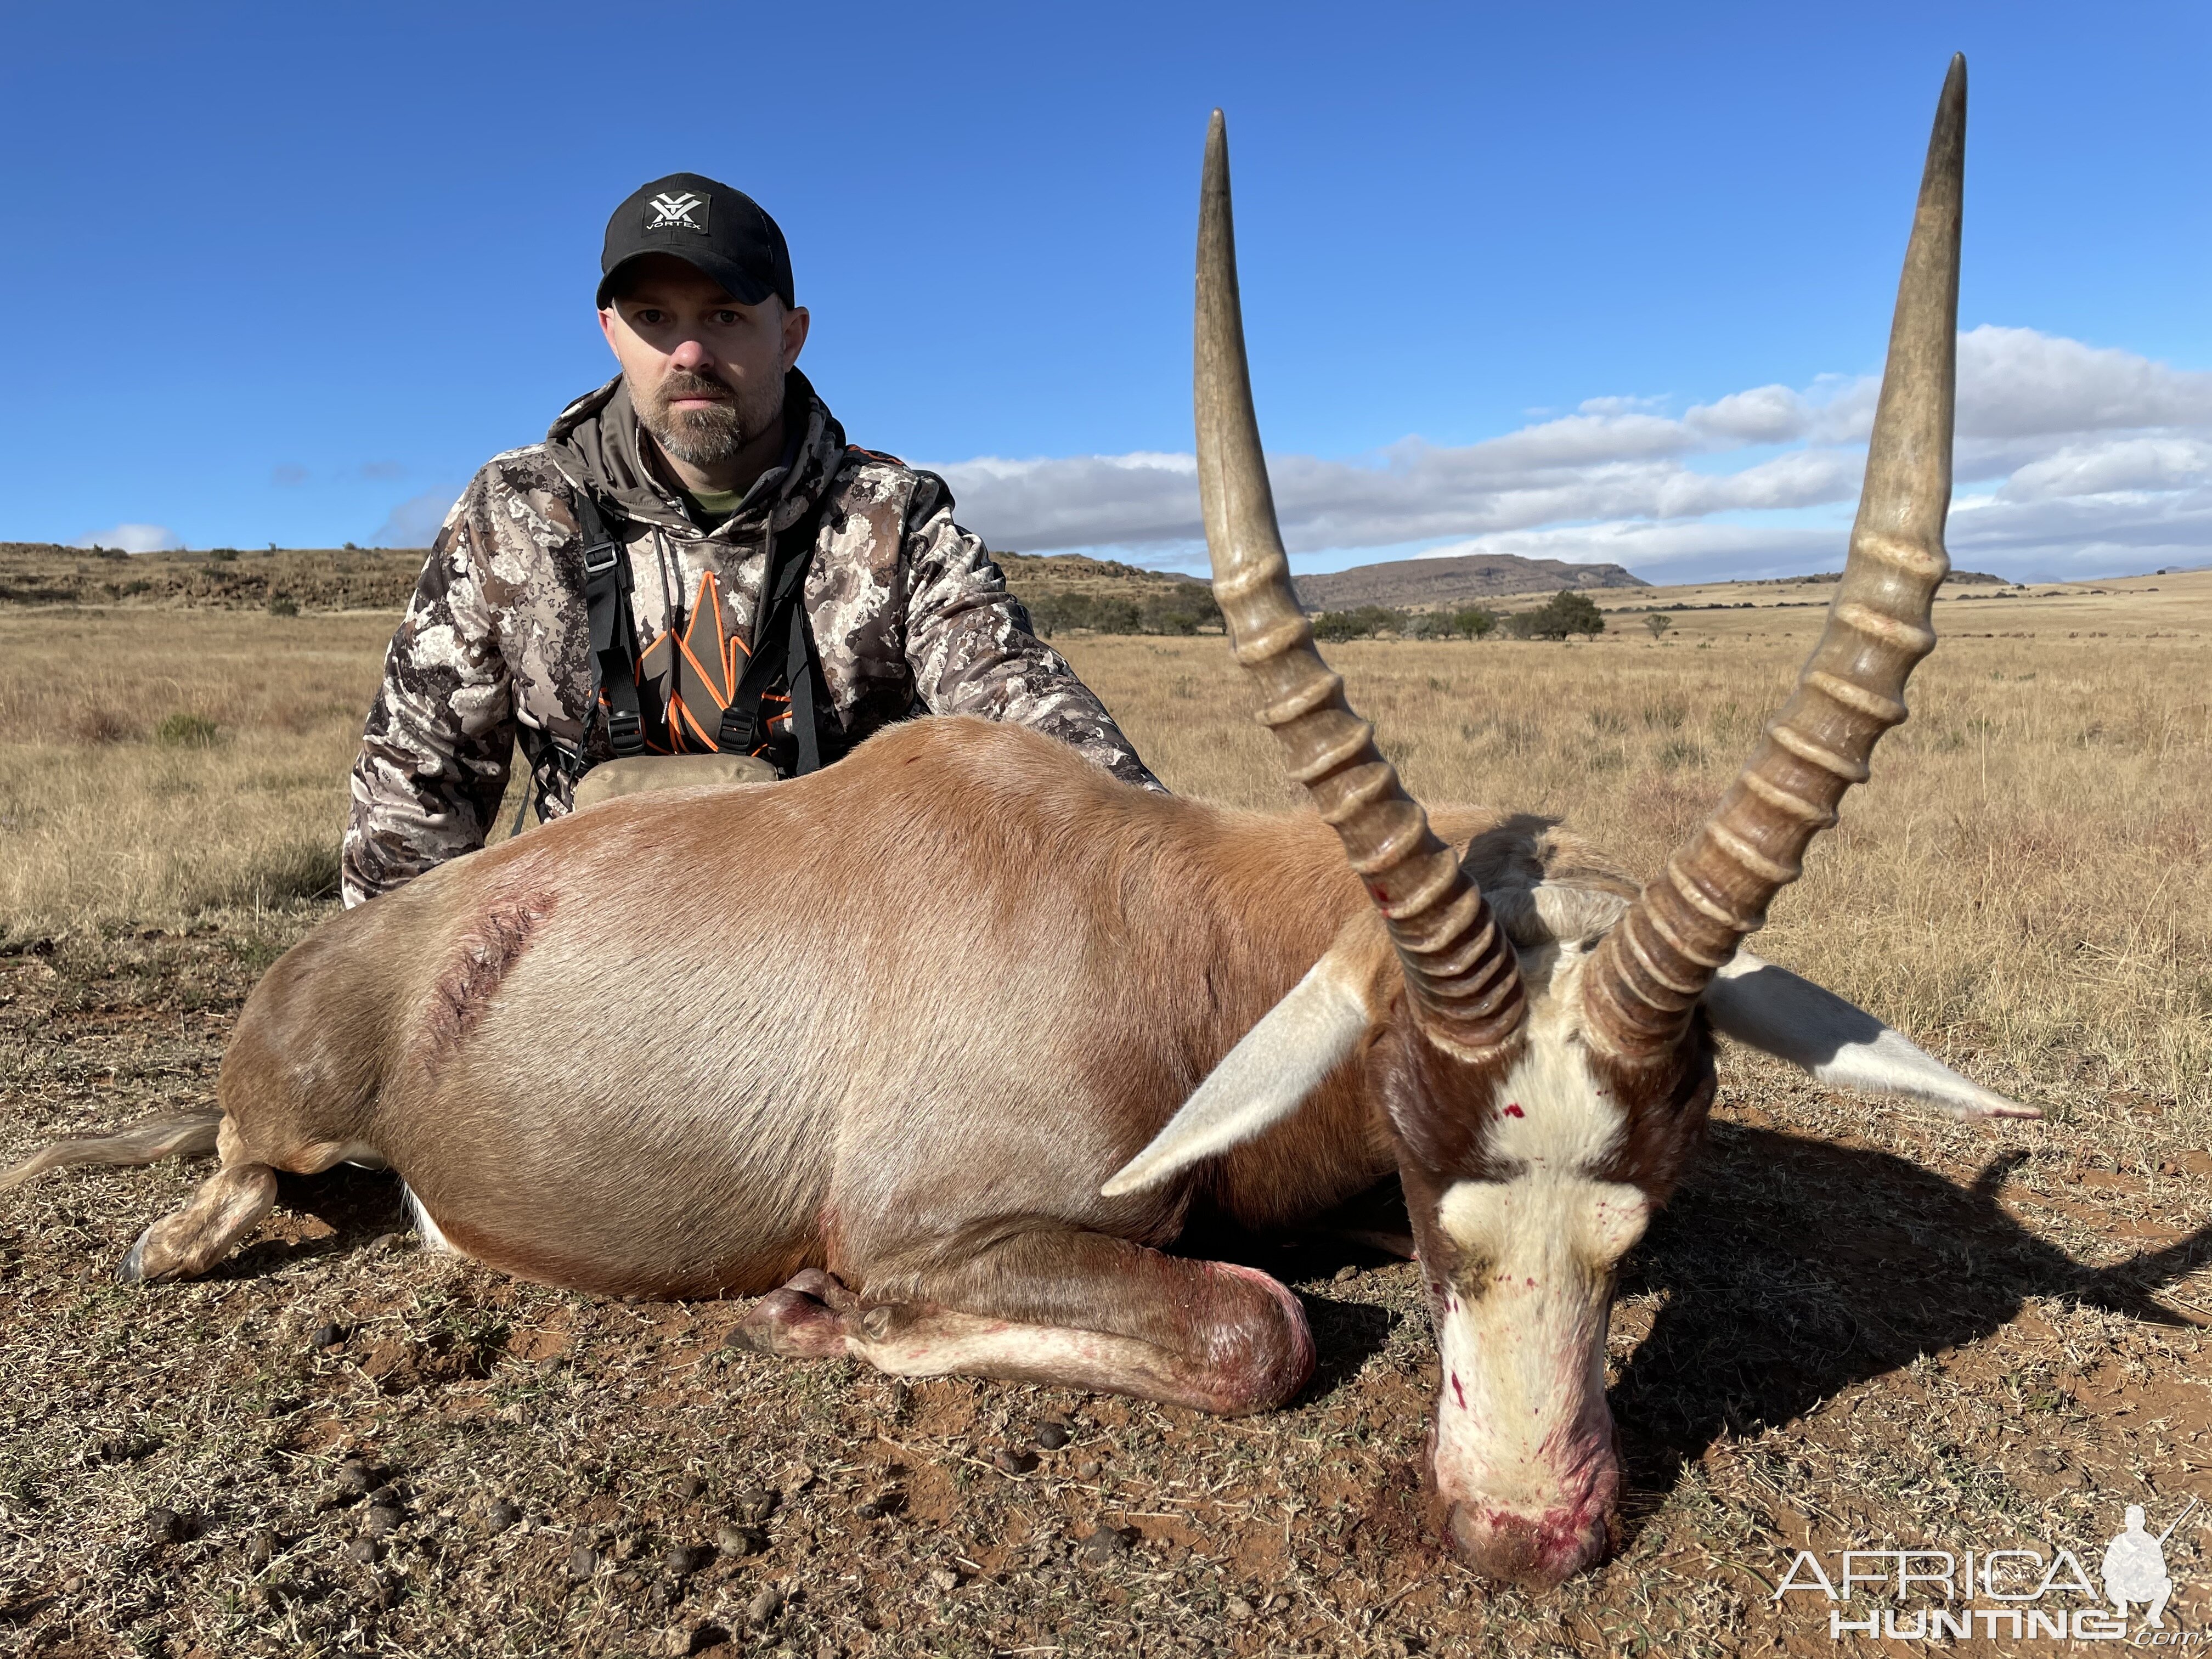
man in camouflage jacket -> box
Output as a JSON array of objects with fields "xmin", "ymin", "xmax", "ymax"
[{"xmin": 342, "ymin": 173, "xmax": 1159, "ymax": 907}]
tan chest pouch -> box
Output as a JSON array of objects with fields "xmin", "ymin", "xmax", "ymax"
[{"xmin": 569, "ymin": 753, "xmax": 781, "ymax": 811}]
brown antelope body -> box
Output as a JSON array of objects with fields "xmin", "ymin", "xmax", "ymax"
[{"xmin": 6, "ymin": 60, "xmax": 2033, "ymax": 1588}]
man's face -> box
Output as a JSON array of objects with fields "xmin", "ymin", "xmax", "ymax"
[{"xmin": 599, "ymin": 255, "xmax": 810, "ymax": 472}]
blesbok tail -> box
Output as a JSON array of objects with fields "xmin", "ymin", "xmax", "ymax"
[{"xmin": 0, "ymin": 1109, "xmax": 223, "ymax": 1194}]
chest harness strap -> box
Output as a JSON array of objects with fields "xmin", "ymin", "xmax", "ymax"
[
  {"xmin": 571, "ymin": 482, "xmax": 841, "ymax": 775},
  {"xmin": 577, "ymin": 490, "xmax": 647, "ymax": 759}
]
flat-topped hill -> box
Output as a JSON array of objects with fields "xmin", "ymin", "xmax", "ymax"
[{"xmin": 1294, "ymin": 551, "xmax": 1650, "ymax": 611}]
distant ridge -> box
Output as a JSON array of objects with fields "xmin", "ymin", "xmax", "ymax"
[
  {"xmin": 1739, "ymin": 568, "xmax": 2011, "ymax": 586},
  {"xmin": 0, "ymin": 540, "xmax": 1212, "ymax": 617},
  {"xmin": 1294, "ymin": 552, "xmax": 1650, "ymax": 611}
]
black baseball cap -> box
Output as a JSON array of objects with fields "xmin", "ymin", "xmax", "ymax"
[{"xmin": 596, "ymin": 172, "xmax": 795, "ymax": 311}]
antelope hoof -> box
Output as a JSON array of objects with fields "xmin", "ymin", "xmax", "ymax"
[
  {"xmin": 117, "ymin": 1216, "xmax": 200, "ymax": 1285},
  {"xmin": 729, "ymin": 1272, "xmax": 855, "ymax": 1359}
]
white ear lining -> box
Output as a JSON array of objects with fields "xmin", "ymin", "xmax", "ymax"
[
  {"xmin": 1704, "ymin": 952, "xmax": 2039, "ymax": 1121},
  {"xmin": 1101, "ymin": 948, "xmax": 1374, "ymax": 1197}
]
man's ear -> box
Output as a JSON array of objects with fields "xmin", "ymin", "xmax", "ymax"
[
  {"xmin": 598, "ymin": 305, "xmax": 622, "ymax": 359},
  {"xmin": 1704, "ymin": 952, "xmax": 2039, "ymax": 1121},
  {"xmin": 781, "ymin": 304, "xmax": 810, "ymax": 373}
]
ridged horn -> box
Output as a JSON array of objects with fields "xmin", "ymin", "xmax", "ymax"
[
  {"xmin": 1195, "ymin": 111, "xmax": 1525, "ymax": 1060},
  {"xmin": 1583, "ymin": 55, "xmax": 1967, "ymax": 1061}
]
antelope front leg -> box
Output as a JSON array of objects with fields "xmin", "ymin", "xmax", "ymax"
[{"xmin": 733, "ymin": 1231, "xmax": 1315, "ymax": 1416}]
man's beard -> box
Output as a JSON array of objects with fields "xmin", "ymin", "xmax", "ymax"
[{"xmin": 640, "ymin": 372, "xmax": 770, "ymax": 469}]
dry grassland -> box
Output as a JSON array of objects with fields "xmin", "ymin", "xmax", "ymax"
[{"xmin": 1, "ymin": 575, "xmax": 2208, "ymax": 1658}]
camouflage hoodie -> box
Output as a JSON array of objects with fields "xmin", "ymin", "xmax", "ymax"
[{"xmin": 341, "ymin": 370, "xmax": 1161, "ymax": 907}]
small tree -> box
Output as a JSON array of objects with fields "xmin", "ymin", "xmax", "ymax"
[
  {"xmin": 1643, "ymin": 612, "xmax": 1673, "ymax": 639},
  {"xmin": 1398, "ymin": 610, "xmax": 1454, "ymax": 640},
  {"xmin": 1312, "ymin": 605, "xmax": 1404, "ymax": 642},
  {"xmin": 1139, "ymin": 588, "xmax": 1222, "ymax": 636},
  {"xmin": 1506, "ymin": 590, "xmax": 1606, "ymax": 641},
  {"xmin": 1311, "ymin": 610, "xmax": 1360, "ymax": 642},
  {"xmin": 1451, "ymin": 606, "xmax": 1497, "ymax": 640},
  {"xmin": 1090, "ymin": 596, "xmax": 1143, "ymax": 635},
  {"xmin": 1024, "ymin": 594, "xmax": 1082, "ymax": 636},
  {"xmin": 1551, "ymin": 590, "xmax": 1606, "ymax": 638}
]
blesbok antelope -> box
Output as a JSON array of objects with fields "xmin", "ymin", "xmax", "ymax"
[{"xmin": 6, "ymin": 60, "xmax": 2028, "ymax": 1588}]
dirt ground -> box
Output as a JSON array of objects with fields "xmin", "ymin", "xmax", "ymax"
[
  {"xmin": 2, "ymin": 579, "xmax": 2209, "ymax": 1656},
  {"xmin": 3, "ymin": 920, "xmax": 2206, "ymax": 1658}
]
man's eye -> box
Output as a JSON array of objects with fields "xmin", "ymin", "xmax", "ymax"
[
  {"xmin": 712, "ymin": 311, "xmax": 741, "ymax": 326},
  {"xmin": 634, "ymin": 309, "xmax": 666, "ymax": 326}
]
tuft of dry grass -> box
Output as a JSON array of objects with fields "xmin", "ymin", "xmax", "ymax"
[
  {"xmin": 0, "ymin": 611, "xmax": 390, "ymax": 926},
  {"xmin": 1062, "ymin": 573, "xmax": 2212, "ymax": 1141}
]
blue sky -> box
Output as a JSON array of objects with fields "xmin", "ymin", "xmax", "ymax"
[{"xmin": 4, "ymin": 1, "xmax": 2207, "ymax": 582}]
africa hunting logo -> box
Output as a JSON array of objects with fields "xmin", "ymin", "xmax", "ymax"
[
  {"xmin": 645, "ymin": 190, "xmax": 707, "ymax": 233},
  {"xmin": 1775, "ymin": 1496, "xmax": 2204, "ymax": 1643}
]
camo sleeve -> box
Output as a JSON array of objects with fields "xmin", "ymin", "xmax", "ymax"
[
  {"xmin": 340, "ymin": 482, "xmax": 517, "ymax": 906},
  {"xmin": 900, "ymin": 477, "xmax": 1165, "ymax": 793}
]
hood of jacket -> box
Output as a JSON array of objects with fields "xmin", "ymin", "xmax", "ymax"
[{"xmin": 541, "ymin": 367, "xmax": 848, "ymax": 538}]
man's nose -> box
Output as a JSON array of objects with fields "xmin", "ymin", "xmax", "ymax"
[{"xmin": 667, "ymin": 336, "xmax": 714, "ymax": 371}]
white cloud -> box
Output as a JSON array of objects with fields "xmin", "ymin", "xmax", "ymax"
[
  {"xmin": 932, "ymin": 325, "xmax": 2211, "ymax": 584},
  {"xmin": 1685, "ymin": 384, "xmax": 1812, "ymax": 444},
  {"xmin": 73, "ymin": 523, "xmax": 182, "ymax": 554},
  {"xmin": 935, "ymin": 452, "xmax": 1198, "ymax": 549},
  {"xmin": 372, "ymin": 487, "xmax": 464, "ymax": 548},
  {"xmin": 1957, "ymin": 325, "xmax": 2212, "ymax": 439},
  {"xmin": 1996, "ymin": 436, "xmax": 2212, "ymax": 501}
]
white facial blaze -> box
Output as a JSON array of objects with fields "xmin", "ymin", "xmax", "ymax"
[{"xmin": 1429, "ymin": 1001, "xmax": 1650, "ymax": 1513}]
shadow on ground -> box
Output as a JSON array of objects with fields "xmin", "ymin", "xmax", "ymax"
[
  {"xmin": 1181, "ymin": 1121, "xmax": 2209, "ymax": 1508},
  {"xmin": 1615, "ymin": 1121, "xmax": 2211, "ymax": 1511},
  {"xmin": 213, "ymin": 1163, "xmax": 410, "ymax": 1279}
]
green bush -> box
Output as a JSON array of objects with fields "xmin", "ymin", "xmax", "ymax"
[
  {"xmin": 1311, "ymin": 605, "xmax": 1406, "ymax": 641},
  {"xmin": 1089, "ymin": 596, "xmax": 1143, "ymax": 635},
  {"xmin": 1138, "ymin": 589, "xmax": 1223, "ymax": 636},
  {"xmin": 267, "ymin": 595, "xmax": 300, "ymax": 617},
  {"xmin": 154, "ymin": 712, "xmax": 222, "ymax": 748},
  {"xmin": 1450, "ymin": 606, "xmax": 1498, "ymax": 639},
  {"xmin": 1027, "ymin": 588, "xmax": 1219, "ymax": 637},
  {"xmin": 1504, "ymin": 590, "xmax": 1607, "ymax": 641}
]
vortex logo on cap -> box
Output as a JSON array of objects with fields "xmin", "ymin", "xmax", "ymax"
[{"xmin": 645, "ymin": 191, "xmax": 708, "ymax": 232}]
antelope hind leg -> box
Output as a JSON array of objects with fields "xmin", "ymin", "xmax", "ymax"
[
  {"xmin": 118, "ymin": 1161, "xmax": 278, "ymax": 1284},
  {"xmin": 115, "ymin": 1118, "xmax": 375, "ymax": 1285},
  {"xmin": 733, "ymin": 1232, "xmax": 1316, "ymax": 1416}
]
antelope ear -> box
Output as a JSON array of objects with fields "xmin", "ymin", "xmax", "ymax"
[
  {"xmin": 1703, "ymin": 952, "xmax": 2039, "ymax": 1121},
  {"xmin": 1102, "ymin": 938, "xmax": 1378, "ymax": 1197}
]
